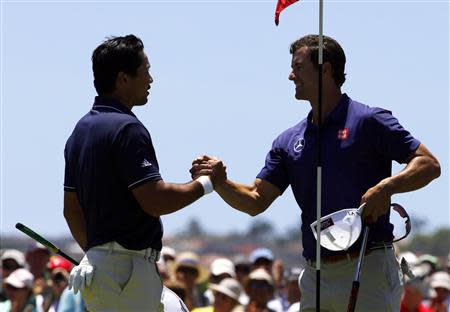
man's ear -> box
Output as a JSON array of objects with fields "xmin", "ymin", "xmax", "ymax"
[{"xmin": 115, "ymin": 71, "xmax": 128, "ymax": 89}]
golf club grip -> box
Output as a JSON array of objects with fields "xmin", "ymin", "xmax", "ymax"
[
  {"xmin": 16, "ymin": 223, "xmax": 59, "ymax": 253},
  {"xmin": 347, "ymin": 281, "xmax": 360, "ymax": 312},
  {"xmin": 15, "ymin": 223, "xmax": 80, "ymax": 265}
]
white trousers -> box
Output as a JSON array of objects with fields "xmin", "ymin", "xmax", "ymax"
[
  {"xmin": 299, "ymin": 248, "xmax": 403, "ymax": 312},
  {"xmin": 81, "ymin": 243, "xmax": 164, "ymax": 312}
]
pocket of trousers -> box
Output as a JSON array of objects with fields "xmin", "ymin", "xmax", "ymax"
[
  {"xmin": 384, "ymin": 249, "xmax": 403, "ymax": 292},
  {"xmin": 116, "ymin": 255, "xmax": 134, "ymax": 293}
]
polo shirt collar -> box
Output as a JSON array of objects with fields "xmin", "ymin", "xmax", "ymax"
[
  {"xmin": 93, "ymin": 96, "xmax": 137, "ymax": 117},
  {"xmin": 306, "ymin": 93, "xmax": 350, "ymax": 129}
]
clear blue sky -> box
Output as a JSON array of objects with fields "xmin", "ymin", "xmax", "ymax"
[{"xmin": 1, "ymin": 0, "xmax": 448, "ymax": 239}]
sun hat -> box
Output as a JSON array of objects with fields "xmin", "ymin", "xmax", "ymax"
[
  {"xmin": 249, "ymin": 248, "xmax": 274, "ymax": 263},
  {"xmin": 209, "ymin": 278, "xmax": 242, "ymax": 301},
  {"xmin": 429, "ymin": 271, "xmax": 450, "ymax": 291},
  {"xmin": 248, "ymin": 268, "xmax": 273, "ymax": 285},
  {"xmin": 245, "ymin": 268, "xmax": 274, "ymax": 295},
  {"xmin": 399, "ymin": 251, "xmax": 419, "ymax": 267},
  {"xmin": 48, "ymin": 255, "xmax": 73, "ymax": 273},
  {"xmin": 4, "ymin": 268, "xmax": 34, "ymax": 289},
  {"xmin": 171, "ymin": 251, "xmax": 209, "ymax": 284},
  {"xmin": 1, "ymin": 249, "xmax": 25, "ymax": 267},
  {"xmin": 210, "ymin": 258, "xmax": 235, "ymax": 278},
  {"xmin": 161, "ymin": 246, "xmax": 176, "ymax": 260}
]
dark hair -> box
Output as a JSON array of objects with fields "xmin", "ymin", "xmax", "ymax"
[
  {"xmin": 92, "ymin": 35, "xmax": 144, "ymax": 96},
  {"xmin": 290, "ymin": 34, "xmax": 346, "ymax": 87}
]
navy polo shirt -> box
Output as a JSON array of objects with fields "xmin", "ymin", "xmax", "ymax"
[
  {"xmin": 64, "ymin": 97, "xmax": 163, "ymax": 251},
  {"xmin": 257, "ymin": 94, "xmax": 420, "ymax": 260}
]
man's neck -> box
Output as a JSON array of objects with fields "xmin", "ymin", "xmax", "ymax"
[
  {"xmin": 105, "ymin": 92, "xmax": 134, "ymax": 110},
  {"xmin": 310, "ymin": 88, "xmax": 342, "ymax": 126}
]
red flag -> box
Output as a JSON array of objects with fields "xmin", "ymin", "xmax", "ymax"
[{"xmin": 275, "ymin": 0, "xmax": 299, "ymax": 25}]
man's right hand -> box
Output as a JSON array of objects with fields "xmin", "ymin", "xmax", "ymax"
[{"xmin": 190, "ymin": 155, "xmax": 227, "ymax": 188}]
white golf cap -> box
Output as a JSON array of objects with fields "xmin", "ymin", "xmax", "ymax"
[
  {"xmin": 209, "ymin": 278, "xmax": 242, "ymax": 301},
  {"xmin": 248, "ymin": 268, "xmax": 273, "ymax": 285},
  {"xmin": 4, "ymin": 268, "xmax": 34, "ymax": 289},
  {"xmin": 310, "ymin": 207, "xmax": 364, "ymax": 251},
  {"xmin": 1, "ymin": 249, "xmax": 25, "ymax": 267},
  {"xmin": 429, "ymin": 271, "xmax": 450, "ymax": 291},
  {"xmin": 210, "ymin": 258, "xmax": 235, "ymax": 278},
  {"xmin": 161, "ymin": 246, "xmax": 176, "ymax": 259},
  {"xmin": 399, "ymin": 251, "xmax": 418, "ymax": 267}
]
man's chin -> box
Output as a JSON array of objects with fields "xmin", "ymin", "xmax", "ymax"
[{"xmin": 135, "ymin": 98, "xmax": 149, "ymax": 106}]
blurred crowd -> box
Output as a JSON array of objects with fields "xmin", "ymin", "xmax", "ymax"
[{"xmin": 1, "ymin": 243, "xmax": 449, "ymax": 312}]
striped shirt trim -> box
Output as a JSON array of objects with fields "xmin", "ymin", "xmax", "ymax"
[{"xmin": 128, "ymin": 174, "xmax": 162, "ymax": 189}]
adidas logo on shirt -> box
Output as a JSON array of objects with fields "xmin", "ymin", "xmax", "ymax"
[{"xmin": 141, "ymin": 159, "xmax": 152, "ymax": 167}]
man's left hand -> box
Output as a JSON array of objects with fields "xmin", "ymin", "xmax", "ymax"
[{"xmin": 360, "ymin": 181, "xmax": 392, "ymax": 223}]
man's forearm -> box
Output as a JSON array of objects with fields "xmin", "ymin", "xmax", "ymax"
[
  {"xmin": 133, "ymin": 180, "xmax": 205, "ymax": 217},
  {"xmin": 381, "ymin": 154, "xmax": 441, "ymax": 196},
  {"xmin": 215, "ymin": 179, "xmax": 272, "ymax": 216}
]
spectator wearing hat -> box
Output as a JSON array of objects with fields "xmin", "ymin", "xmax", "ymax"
[
  {"xmin": 193, "ymin": 278, "xmax": 244, "ymax": 312},
  {"xmin": 233, "ymin": 255, "xmax": 251, "ymax": 306},
  {"xmin": 161, "ymin": 246, "xmax": 177, "ymax": 264},
  {"xmin": 400, "ymin": 275, "xmax": 432, "ymax": 312},
  {"xmin": 25, "ymin": 243, "xmax": 50, "ymax": 296},
  {"xmin": 245, "ymin": 268, "xmax": 277, "ymax": 312},
  {"xmin": 25, "ymin": 243, "xmax": 50, "ymax": 280},
  {"xmin": 1, "ymin": 250, "xmax": 26, "ymax": 302},
  {"xmin": 172, "ymin": 251, "xmax": 209, "ymax": 310},
  {"xmin": 204, "ymin": 258, "xmax": 236, "ymax": 305},
  {"xmin": 250, "ymin": 248, "xmax": 274, "ymax": 275},
  {"xmin": 428, "ymin": 271, "xmax": 450, "ymax": 312},
  {"xmin": 248, "ymin": 249, "xmax": 283, "ymax": 312},
  {"xmin": 0, "ymin": 268, "xmax": 43, "ymax": 312},
  {"xmin": 284, "ymin": 267, "xmax": 304, "ymax": 312},
  {"xmin": 42, "ymin": 256, "xmax": 84, "ymax": 312},
  {"xmin": 158, "ymin": 246, "xmax": 177, "ymax": 283},
  {"xmin": 1, "ymin": 250, "xmax": 25, "ymax": 279}
]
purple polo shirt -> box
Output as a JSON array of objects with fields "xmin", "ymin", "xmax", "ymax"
[{"xmin": 257, "ymin": 94, "xmax": 420, "ymax": 260}]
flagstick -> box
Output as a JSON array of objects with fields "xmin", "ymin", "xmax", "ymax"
[{"xmin": 316, "ymin": 0, "xmax": 324, "ymax": 311}]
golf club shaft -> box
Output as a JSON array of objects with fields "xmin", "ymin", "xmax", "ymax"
[
  {"xmin": 316, "ymin": 1, "xmax": 324, "ymax": 310},
  {"xmin": 347, "ymin": 227, "xmax": 369, "ymax": 312},
  {"xmin": 15, "ymin": 223, "xmax": 80, "ymax": 265}
]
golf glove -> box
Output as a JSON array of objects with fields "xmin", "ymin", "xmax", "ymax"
[{"xmin": 68, "ymin": 259, "xmax": 95, "ymax": 294}]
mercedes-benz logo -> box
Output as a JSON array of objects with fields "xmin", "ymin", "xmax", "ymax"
[{"xmin": 294, "ymin": 138, "xmax": 305, "ymax": 152}]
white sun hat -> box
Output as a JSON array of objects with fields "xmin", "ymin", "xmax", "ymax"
[
  {"xmin": 209, "ymin": 278, "xmax": 242, "ymax": 301},
  {"xmin": 4, "ymin": 268, "xmax": 34, "ymax": 288},
  {"xmin": 210, "ymin": 258, "xmax": 236, "ymax": 278}
]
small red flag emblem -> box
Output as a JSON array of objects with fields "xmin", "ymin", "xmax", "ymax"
[
  {"xmin": 337, "ymin": 128, "xmax": 349, "ymax": 140},
  {"xmin": 275, "ymin": 0, "xmax": 299, "ymax": 26}
]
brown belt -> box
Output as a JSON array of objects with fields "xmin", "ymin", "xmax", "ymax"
[{"xmin": 306, "ymin": 245, "xmax": 392, "ymax": 266}]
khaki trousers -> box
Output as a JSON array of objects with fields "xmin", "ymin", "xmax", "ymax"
[
  {"xmin": 299, "ymin": 248, "xmax": 403, "ymax": 312},
  {"xmin": 81, "ymin": 243, "xmax": 164, "ymax": 312}
]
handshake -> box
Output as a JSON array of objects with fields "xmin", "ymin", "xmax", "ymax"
[{"xmin": 190, "ymin": 155, "xmax": 228, "ymax": 194}]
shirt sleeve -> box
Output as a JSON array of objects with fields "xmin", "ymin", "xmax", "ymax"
[
  {"xmin": 114, "ymin": 122, "xmax": 162, "ymax": 189},
  {"xmin": 63, "ymin": 141, "xmax": 76, "ymax": 192},
  {"xmin": 256, "ymin": 137, "xmax": 290, "ymax": 194},
  {"xmin": 368, "ymin": 108, "xmax": 421, "ymax": 163}
]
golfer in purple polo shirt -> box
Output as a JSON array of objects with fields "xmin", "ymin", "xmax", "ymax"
[{"xmin": 191, "ymin": 34, "xmax": 441, "ymax": 311}]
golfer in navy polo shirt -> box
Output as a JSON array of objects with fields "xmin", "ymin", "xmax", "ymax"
[
  {"xmin": 191, "ymin": 35, "xmax": 441, "ymax": 311},
  {"xmin": 63, "ymin": 35, "xmax": 218, "ymax": 311}
]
